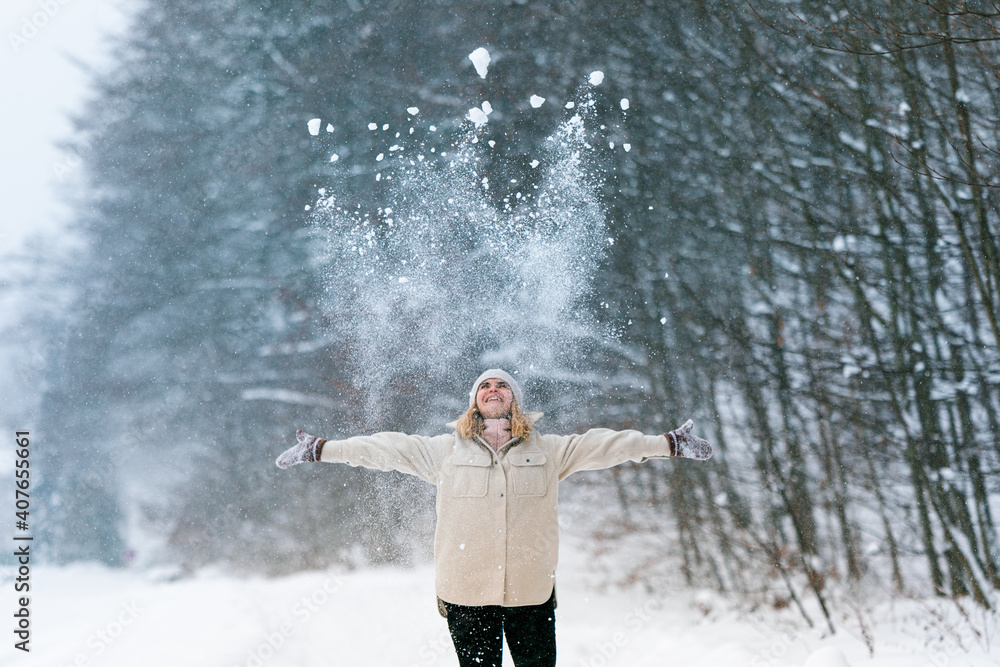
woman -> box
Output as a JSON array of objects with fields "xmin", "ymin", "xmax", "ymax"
[{"xmin": 276, "ymin": 369, "xmax": 713, "ymax": 666}]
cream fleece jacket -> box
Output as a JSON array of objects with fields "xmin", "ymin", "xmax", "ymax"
[{"xmin": 319, "ymin": 413, "xmax": 675, "ymax": 607}]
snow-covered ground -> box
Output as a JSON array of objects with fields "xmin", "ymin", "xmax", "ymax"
[{"xmin": 7, "ymin": 537, "xmax": 997, "ymax": 667}]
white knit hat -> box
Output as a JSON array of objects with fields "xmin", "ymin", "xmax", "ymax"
[{"xmin": 469, "ymin": 369, "xmax": 523, "ymax": 409}]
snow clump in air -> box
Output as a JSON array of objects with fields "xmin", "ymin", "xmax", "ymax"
[
  {"xmin": 467, "ymin": 101, "xmax": 492, "ymax": 127},
  {"xmin": 530, "ymin": 95, "xmax": 546, "ymax": 108},
  {"xmin": 620, "ymin": 98, "xmax": 630, "ymax": 111},
  {"xmin": 468, "ymin": 108, "xmax": 488, "ymax": 127},
  {"xmin": 307, "ymin": 118, "xmax": 322, "ymax": 135},
  {"xmin": 469, "ymin": 47, "xmax": 491, "ymax": 78},
  {"xmin": 407, "ymin": 107, "xmax": 420, "ymax": 115},
  {"xmin": 589, "ymin": 71, "xmax": 604, "ymax": 85}
]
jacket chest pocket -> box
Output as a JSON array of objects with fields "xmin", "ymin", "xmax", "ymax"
[
  {"xmin": 451, "ymin": 456, "xmax": 492, "ymax": 497},
  {"xmin": 510, "ymin": 452, "xmax": 547, "ymax": 497}
]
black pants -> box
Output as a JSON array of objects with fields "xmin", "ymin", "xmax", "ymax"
[{"xmin": 444, "ymin": 594, "xmax": 556, "ymax": 667}]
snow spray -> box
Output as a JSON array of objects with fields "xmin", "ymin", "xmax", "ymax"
[{"xmin": 310, "ymin": 75, "xmax": 618, "ymax": 430}]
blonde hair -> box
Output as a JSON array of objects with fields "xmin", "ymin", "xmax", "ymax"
[{"xmin": 456, "ymin": 398, "xmax": 533, "ymax": 440}]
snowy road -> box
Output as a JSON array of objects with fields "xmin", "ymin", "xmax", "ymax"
[{"xmin": 10, "ymin": 549, "xmax": 997, "ymax": 667}]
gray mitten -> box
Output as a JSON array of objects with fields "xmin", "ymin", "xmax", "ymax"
[
  {"xmin": 275, "ymin": 430, "xmax": 327, "ymax": 469},
  {"xmin": 666, "ymin": 420, "xmax": 713, "ymax": 460}
]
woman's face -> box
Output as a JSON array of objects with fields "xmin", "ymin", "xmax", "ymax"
[{"xmin": 476, "ymin": 378, "xmax": 514, "ymax": 419}]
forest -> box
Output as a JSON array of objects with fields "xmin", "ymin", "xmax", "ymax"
[{"xmin": 2, "ymin": 0, "xmax": 999, "ymax": 634}]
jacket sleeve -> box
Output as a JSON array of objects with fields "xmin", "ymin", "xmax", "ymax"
[
  {"xmin": 319, "ymin": 432, "xmax": 452, "ymax": 485},
  {"xmin": 542, "ymin": 428, "xmax": 673, "ymax": 481}
]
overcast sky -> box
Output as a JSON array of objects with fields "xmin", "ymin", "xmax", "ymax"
[{"xmin": 0, "ymin": 0, "xmax": 133, "ymax": 256}]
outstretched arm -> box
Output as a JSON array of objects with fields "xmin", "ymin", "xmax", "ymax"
[
  {"xmin": 549, "ymin": 419, "xmax": 713, "ymax": 480},
  {"xmin": 275, "ymin": 429, "xmax": 449, "ymax": 484}
]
